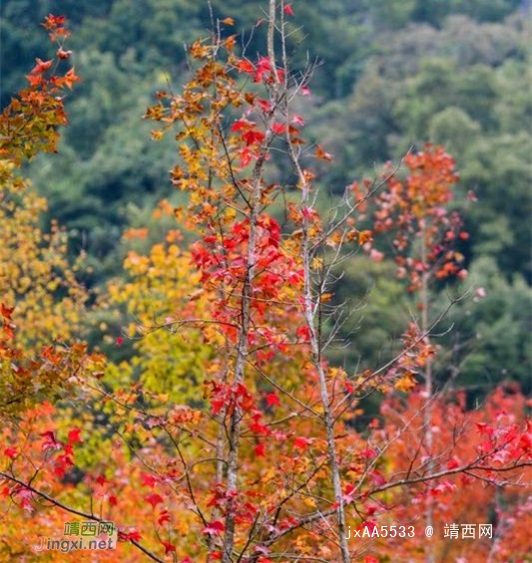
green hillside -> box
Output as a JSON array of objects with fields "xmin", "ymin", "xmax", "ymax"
[{"xmin": 1, "ymin": 0, "xmax": 530, "ymax": 396}]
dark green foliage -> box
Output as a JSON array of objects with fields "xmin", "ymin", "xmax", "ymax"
[
  {"xmin": 326, "ymin": 256, "xmax": 407, "ymax": 372},
  {"xmin": 441, "ymin": 257, "xmax": 532, "ymax": 395},
  {"xmin": 1, "ymin": 0, "xmax": 529, "ymax": 394}
]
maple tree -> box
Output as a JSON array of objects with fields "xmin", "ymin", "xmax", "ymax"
[
  {"xmin": 369, "ymin": 385, "xmax": 532, "ymax": 562},
  {"xmin": 0, "ymin": 13, "xmax": 78, "ymax": 169},
  {"xmin": 0, "ymin": 14, "xmax": 89, "ymax": 416},
  {"xmin": 0, "ymin": 5, "xmax": 530, "ymax": 563},
  {"xmin": 0, "ymin": 14, "xmax": 86, "ymax": 351},
  {"xmin": 362, "ymin": 144, "xmax": 471, "ymax": 559}
]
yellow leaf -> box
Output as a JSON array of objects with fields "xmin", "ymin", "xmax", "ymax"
[
  {"xmin": 303, "ymin": 496, "xmax": 317, "ymax": 508},
  {"xmin": 150, "ymin": 129, "xmax": 163, "ymax": 140},
  {"xmin": 395, "ymin": 373, "xmax": 416, "ymax": 392}
]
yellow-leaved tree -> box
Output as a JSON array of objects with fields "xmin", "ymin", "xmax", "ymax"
[
  {"xmin": 104, "ymin": 229, "xmax": 216, "ymax": 404},
  {"xmin": 0, "ymin": 161, "xmax": 88, "ymax": 350}
]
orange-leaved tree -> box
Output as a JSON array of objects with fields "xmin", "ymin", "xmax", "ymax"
[
  {"xmin": 0, "ymin": 12, "xmax": 85, "ymax": 351},
  {"xmin": 0, "ymin": 13, "xmax": 90, "ymax": 416}
]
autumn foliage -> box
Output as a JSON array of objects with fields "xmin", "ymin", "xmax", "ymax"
[{"xmin": 0, "ymin": 6, "xmax": 530, "ymax": 563}]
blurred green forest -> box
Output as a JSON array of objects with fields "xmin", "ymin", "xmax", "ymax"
[{"xmin": 1, "ymin": 0, "xmax": 530, "ymax": 398}]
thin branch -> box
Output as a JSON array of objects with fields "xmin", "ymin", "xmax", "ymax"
[{"xmin": 0, "ymin": 471, "xmax": 164, "ymax": 563}]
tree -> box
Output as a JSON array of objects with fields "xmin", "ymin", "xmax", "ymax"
[
  {"xmin": 0, "ymin": 13, "xmax": 91, "ymax": 414},
  {"xmin": 0, "ymin": 168, "xmax": 89, "ymax": 350},
  {"xmin": 1, "ymin": 6, "xmax": 530, "ymax": 563}
]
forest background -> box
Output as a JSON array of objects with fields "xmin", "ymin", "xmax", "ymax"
[
  {"xmin": 0, "ymin": 0, "xmax": 531, "ymax": 561},
  {"xmin": 2, "ymin": 0, "xmax": 530, "ymax": 397}
]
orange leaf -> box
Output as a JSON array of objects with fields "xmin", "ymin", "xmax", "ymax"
[
  {"xmin": 30, "ymin": 58, "xmax": 52, "ymax": 74},
  {"xmin": 357, "ymin": 230, "xmax": 373, "ymax": 245},
  {"xmin": 315, "ymin": 144, "xmax": 333, "ymax": 162},
  {"xmin": 56, "ymin": 48, "xmax": 72, "ymax": 60},
  {"xmin": 62, "ymin": 67, "xmax": 80, "ymax": 89},
  {"xmin": 25, "ymin": 74, "xmax": 42, "ymax": 87},
  {"xmin": 224, "ymin": 35, "xmax": 236, "ymax": 50},
  {"xmin": 235, "ymin": 59, "xmax": 254, "ymax": 74},
  {"xmin": 0, "ymin": 304, "xmax": 14, "ymax": 320}
]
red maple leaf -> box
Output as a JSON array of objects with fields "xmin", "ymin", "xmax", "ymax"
[
  {"xmin": 254, "ymin": 57, "xmax": 271, "ymax": 82},
  {"xmin": 202, "ymin": 520, "xmax": 225, "ymax": 536},
  {"xmin": 158, "ymin": 509, "xmax": 171, "ymax": 525},
  {"xmin": 160, "ymin": 540, "xmax": 176, "ymax": 554},
  {"xmin": 211, "ymin": 398, "xmax": 226, "ymax": 415},
  {"xmin": 67, "ymin": 428, "xmax": 82, "ymax": 444},
  {"xmin": 266, "ymin": 393, "xmax": 280, "ymax": 406},
  {"xmin": 145, "ymin": 492, "xmax": 164, "ymax": 509},
  {"xmin": 3, "ymin": 447, "xmax": 17, "ymax": 459},
  {"xmin": 140, "ymin": 472, "xmax": 158, "ymax": 488},
  {"xmin": 296, "ymin": 324, "xmax": 310, "ymax": 342},
  {"xmin": 446, "ymin": 457, "xmax": 460, "ymax": 469},
  {"xmin": 95, "ymin": 474, "xmax": 107, "ymax": 486},
  {"xmin": 235, "ymin": 59, "xmax": 254, "ymax": 74},
  {"xmin": 358, "ymin": 447, "xmax": 377, "ymax": 459},
  {"xmin": 119, "ymin": 528, "xmax": 141, "ymax": 542},
  {"xmin": 476, "ymin": 422, "xmax": 495, "ymax": 436},
  {"xmin": 231, "ymin": 118, "xmax": 252, "ymax": 132},
  {"xmin": 291, "ymin": 114, "xmax": 304, "ymax": 125},
  {"xmin": 293, "ymin": 436, "xmax": 310, "ymax": 450},
  {"xmin": 242, "ymin": 129, "xmax": 265, "ymax": 146},
  {"xmin": 40, "ymin": 431, "xmax": 61, "ymax": 452}
]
